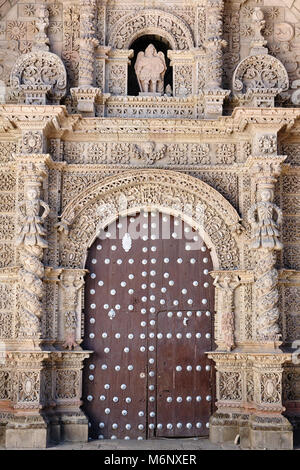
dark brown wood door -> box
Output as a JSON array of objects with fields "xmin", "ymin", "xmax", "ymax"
[{"xmin": 82, "ymin": 211, "xmax": 214, "ymax": 440}]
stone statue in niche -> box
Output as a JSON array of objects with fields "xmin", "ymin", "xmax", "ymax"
[
  {"xmin": 248, "ymin": 188, "xmax": 283, "ymax": 250},
  {"xmin": 135, "ymin": 44, "xmax": 167, "ymax": 95}
]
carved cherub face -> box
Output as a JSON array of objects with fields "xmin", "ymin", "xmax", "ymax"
[{"xmin": 143, "ymin": 142, "xmax": 155, "ymax": 154}]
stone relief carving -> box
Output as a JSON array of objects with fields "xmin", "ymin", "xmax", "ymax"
[
  {"xmin": 212, "ymin": 272, "xmax": 240, "ymax": 351},
  {"xmin": 108, "ymin": 9, "xmax": 194, "ymax": 50},
  {"xmin": 58, "ymin": 170, "xmax": 241, "ymax": 270},
  {"xmin": 61, "ymin": 271, "xmax": 85, "ymax": 350},
  {"xmin": 10, "ymin": 4, "xmax": 67, "ymax": 105},
  {"xmin": 134, "ymin": 142, "xmax": 166, "ymax": 165}
]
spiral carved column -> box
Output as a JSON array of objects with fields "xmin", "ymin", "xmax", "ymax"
[
  {"xmin": 253, "ymin": 249, "xmax": 281, "ymax": 341},
  {"xmin": 71, "ymin": 0, "xmax": 103, "ymax": 115},
  {"xmin": 78, "ymin": 0, "xmax": 98, "ymax": 87},
  {"xmin": 203, "ymin": 0, "xmax": 230, "ymax": 117},
  {"xmin": 16, "ymin": 161, "xmax": 50, "ymax": 343}
]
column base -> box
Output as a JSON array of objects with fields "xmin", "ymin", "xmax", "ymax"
[
  {"xmin": 209, "ymin": 411, "xmax": 293, "ymax": 450},
  {"xmin": 58, "ymin": 411, "xmax": 89, "ymax": 443},
  {"xmin": 248, "ymin": 414, "xmax": 293, "ymax": 450},
  {"xmin": 4, "ymin": 414, "xmax": 49, "ymax": 449}
]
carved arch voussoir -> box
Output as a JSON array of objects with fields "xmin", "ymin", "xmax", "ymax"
[
  {"xmin": 59, "ymin": 170, "xmax": 242, "ymax": 270},
  {"xmin": 108, "ymin": 9, "xmax": 194, "ymax": 50}
]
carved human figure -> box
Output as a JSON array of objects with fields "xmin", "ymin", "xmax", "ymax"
[
  {"xmin": 62, "ymin": 276, "xmax": 85, "ymax": 350},
  {"xmin": 248, "ymin": 188, "xmax": 283, "ymax": 251},
  {"xmin": 213, "ymin": 274, "xmax": 240, "ymax": 351},
  {"xmin": 134, "ymin": 44, "xmax": 167, "ymax": 94},
  {"xmin": 16, "ymin": 187, "xmax": 50, "ymax": 249}
]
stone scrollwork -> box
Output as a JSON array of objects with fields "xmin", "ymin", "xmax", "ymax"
[{"xmin": 10, "ymin": 52, "xmax": 67, "ymax": 105}]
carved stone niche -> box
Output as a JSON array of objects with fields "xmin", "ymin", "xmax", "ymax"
[
  {"xmin": 232, "ymin": 54, "xmax": 289, "ymax": 108},
  {"xmin": 10, "ymin": 51, "xmax": 67, "ymax": 105}
]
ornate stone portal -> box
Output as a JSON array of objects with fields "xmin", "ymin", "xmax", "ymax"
[{"xmin": 0, "ymin": 0, "xmax": 299, "ymax": 451}]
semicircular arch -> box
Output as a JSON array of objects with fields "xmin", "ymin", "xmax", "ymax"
[{"xmin": 58, "ymin": 170, "xmax": 242, "ymax": 271}]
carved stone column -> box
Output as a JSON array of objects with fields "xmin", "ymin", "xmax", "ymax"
[
  {"xmin": 16, "ymin": 152, "xmax": 52, "ymax": 349},
  {"xmin": 71, "ymin": 0, "xmax": 102, "ymax": 116},
  {"xmin": 203, "ymin": 0, "xmax": 230, "ymax": 118},
  {"xmin": 210, "ymin": 271, "xmax": 240, "ymax": 351},
  {"xmin": 246, "ymin": 153, "xmax": 287, "ymax": 348}
]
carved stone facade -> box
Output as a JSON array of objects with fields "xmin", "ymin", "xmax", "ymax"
[{"xmin": 0, "ymin": 0, "xmax": 299, "ymax": 451}]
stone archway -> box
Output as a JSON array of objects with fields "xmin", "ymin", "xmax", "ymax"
[
  {"xmin": 57, "ymin": 169, "xmax": 243, "ymax": 441},
  {"xmin": 108, "ymin": 9, "xmax": 194, "ymax": 51},
  {"xmin": 58, "ymin": 169, "xmax": 242, "ymax": 271}
]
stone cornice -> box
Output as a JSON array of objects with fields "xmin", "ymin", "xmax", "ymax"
[{"xmin": 0, "ymin": 106, "xmax": 300, "ymax": 140}]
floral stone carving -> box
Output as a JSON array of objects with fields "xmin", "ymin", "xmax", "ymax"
[
  {"xmin": 10, "ymin": 51, "xmax": 67, "ymax": 105},
  {"xmin": 233, "ymin": 55, "xmax": 289, "ymax": 107}
]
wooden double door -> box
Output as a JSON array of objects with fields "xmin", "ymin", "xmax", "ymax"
[{"xmin": 82, "ymin": 211, "xmax": 215, "ymax": 440}]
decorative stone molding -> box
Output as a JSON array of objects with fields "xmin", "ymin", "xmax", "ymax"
[{"xmin": 57, "ymin": 169, "xmax": 242, "ymax": 270}]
